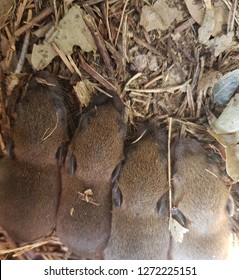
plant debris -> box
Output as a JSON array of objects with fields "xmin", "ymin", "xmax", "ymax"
[
  {"xmin": 31, "ymin": 5, "xmax": 96, "ymax": 70},
  {"xmin": 78, "ymin": 189, "xmax": 100, "ymax": 206}
]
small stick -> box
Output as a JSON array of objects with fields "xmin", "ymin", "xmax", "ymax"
[
  {"xmin": 67, "ymin": 55, "xmax": 82, "ymax": 78},
  {"xmin": 51, "ymin": 42, "xmax": 75, "ymax": 74},
  {"xmin": 196, "ymin": 89, "xmax": 204, "ymax": 118},
  {"xmin": 15, "ymin": 10, "xmax": 32, "ymax": 73},
  {"xmin": 122, "ymin": 11, "xmax": 129, "ymax": 66},
  {"xmin": 168, "ymin": 117, "xmax": 173, "ymax": 219},
  {"xmin": 14, "ymin": 6, "xmax": 53, "ymax": 37},
  {"xmin": 186, "ymin": 84, "xmax": 195, "ymax": 118},
  {"xmin": 115, "ymin": 0, "xmax": 129, "ymax": 45},
  {"xmin": 14, "ymin": 0, "xmax": 28, "ymax": 30},
  {"xmin": 105, "ymin": 0, "xmax": 112, "ymax": 42},
  {"xmin": 52, "ymin": 0, "xmax": 59, "ymax": 24},
  {"xmin": 134, "ymin": 36, "xmax": 163, "ymax": 57},
  {"xmin": 125, "ymin": 73, "xmax": 142, "ymax": 88},
  {"xmin": 79, "ymin": 0, "xmax": 104, "ymax": 6},
  {"xmin": 0, "ymin": 238, "xmax": 54, "ymax": 257},
  {"xmin": 79, "ymin": 55, "xmax": 116, "ymax": 91},
  {"xmin": 144, "ymin": 75, "xmax": 163, "ymax": 89},
  {"xmin": 126, "ymin": 79, "xmax": 191, "ymax": 93},
  {"xmin": 83, "ymin": 9, "xmax": 114, "ymax": 77},
  {"xmin": 229, "ymin": 0, "xmax": 238, "ymax": 32}
]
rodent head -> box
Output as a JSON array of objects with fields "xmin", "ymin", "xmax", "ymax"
[
  {"xmin": 11, "ymin": 72, "xmax": 68, "ymax": 165},
  {"xmin": 113, "ymin": 129, "xmax": 168, "ymax": 217},
  {"xmin": 65, "ymin": 98, "xmax": 126, "ymax": 186},
  {"xmin": 171, "ymin": 138, "xmax": 233, "ymax": 232}
]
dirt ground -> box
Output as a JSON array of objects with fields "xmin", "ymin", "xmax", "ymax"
[{"xmin": 0, "ymin": 0, "xmax": 239, "ymax": 259}]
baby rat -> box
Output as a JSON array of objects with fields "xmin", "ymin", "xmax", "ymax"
[
  {"xmin": 104, "ymin": 126, "xmax": 170, "ymax": 260},
  {"xmin": 0, "ymin": 71, "xmax": 68, "ymax": 242},
  {"xmin": 169, "ymin": 138, "xmax": 235, "ymax": 260},
  {"xmin": 56, "ymin": 92, "xmax": 126, "ymax": 259}
]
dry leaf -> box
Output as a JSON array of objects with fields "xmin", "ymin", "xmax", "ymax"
[
  {"xmin": 225, "ymin": 145, "xmax": 239, "ymax": 181},
  {"xmin": 169, "ymin": 216, "xmax": 189, "ymax": 243},
  {"xmin": 31, "ymin": 5, "xmax": 96, "ymax": 70},
  {"xmin": 31, "ymin": 44, "xmax": 57, "ymax": 71},
  {"xmin": 184, "ymin": 0, "xmax": 228, "ymax": 37},
  {"xmin": 140, "ymin": 0, "xmax": 183, "ymax": 32},
  {"xmin": 73, "ymin": 80, "xmax": 96, "ymax": 107},
  {"xmin": 198, "ymin": 7, "xmax": 215, "ymax": 44},
  {"xmin": 209, "ymin": 93, "xmax": 239, "ymax": 181},
  {"xmin": 210, "ymin": 32, "xmax": 235, "ymax": 57},
  {"xmin": 212, "ymin": 69, "xmax": 239, "ymax": 106},
  {"xmin": 208, "ymin": 129, "xmax": 239, "ymax": 146},
  {"xmin": 211, "ymin": 93, "xmax": 239, "ymax": 134}
]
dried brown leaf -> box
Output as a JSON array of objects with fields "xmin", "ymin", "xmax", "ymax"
[
  {"xmin": 140, "ymin": 0, "xmax": 183, "ymax": 32},
  {"xmin": 31, "ymin": 5, "xmax": 96, "ymax": 70}
]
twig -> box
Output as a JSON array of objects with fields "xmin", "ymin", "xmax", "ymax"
[
  {"xmin": 125, "ymin": 73, "xmax": 142, "ymax": 89},
  {"xmin": 168, "ymin": 117, "xmax": 173, "ymax": 219},
  {"xmin": 15, "ymin": 10, "xmax": 32, "ymax": 73},
  {"xmin": 144, "ymin": 75, "xmax": 163, "ymax": 89},
  {"xmin": 67, "ymin": 55, "xmax": 82, "ymax": 78},
  {"xmin": 186, "ymin": 85, "xmax": 195, "ymax": 117},
  {"xmin": 14, "ymin": 0, "xmax": 28, "ymax": 30},
  {"xmin": 79, "ymin": 0, "xmax": 104, "ymax": 6},
  {"xmin": 228, "ymin": 0, "xmax": 238, "ymax": 32},
  {"xmin": 83, "ymin": 10, "xmax": 114, "ymax": 77},
  {"xmin": 115, "ymin": 0, "xmax": 129, "ymax": 46},
  {"xmin": 134, "ymin": 36, "xmax": 163, "ymax": 57},
  {"xmin": 196, "ymin": 89, "xmax": 204, "ymax": 118},
  {"xmin": 14, "ymin": 6, "xmax": 53, "ymax": 37},
  {"xmin": 52, "ymin": 0, "xmax": 59, "ymax": 24},
  {"xmin": 79, "ymin": 55, "xmax": 116, "ymax": 91},
  {"xmin": 125, "ymin": 79, "xmax": 191, "ymax": 93},
  {"xmin": 223, "ymin": 0, "xmax": 239, "ymax": 26},
  {"xmin": 0, "ymin": 238, "xmax": 54, "ymax": 257},
  {"xmin": 51, "ymin": 42, "xmax": 75, "ymax": 74},
  {"xmin": 122, "ymin": 10, "xmax": 129, "ymax": 67},
  {"xmin": 105, "ymin": 0, "xmax": 112, "ymax": 42}
]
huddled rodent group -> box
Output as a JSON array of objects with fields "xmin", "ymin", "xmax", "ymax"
[{"xmin": 0, "ymin": 71, "xmax": 238, "ymax": 259}]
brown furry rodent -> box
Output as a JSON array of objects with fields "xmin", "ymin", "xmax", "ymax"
[
  {"xmin": 104, "ymin": 126, "xmax": 170, "ymax": 260},
  {"xmin": 0, "ymin": 71, "xmax": 68, "ymax": 242},
  {"xmin": 169, "ymin": 138, "xmax": 235, "ymax": 260},
  {"xmin": 56, "ymin": 93, "xmax": 126, "ymax": 259}
]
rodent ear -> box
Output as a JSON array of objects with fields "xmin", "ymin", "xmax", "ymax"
[
  {"xmin": 112, "ymin": 181, "xmax": 122, "ymax": 208},
  {"xmin": 156, "ymin": 191, "xmax": 169, "ymax": 216},
  {"xmin": 112, "ymin": 162, "xmax": 123, "ymax": 183},
  {"xmin": 226, "ymin": 195, "xmax": 235, "ymax": 217},
  {"xmin": 78, "ymin": 109, "xmax": 95, "ymax": 131},
  {"xmin": 6, "ymin": 137, "xmax": 14, "ymax": 159},
  {"xmin": 56, "ymin": 144, "xmax": 67, "ymax": 166},
  {"xmin": 171, "ymin": 207, "xmax": 187, "ymax": 228},
  {"xmin": 111, "ymin": 92, "xmax": 124, "ymax": 115},
  {"xmin": 65, "ymin": 151, "xmax": 77, "ymax": 176}
]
